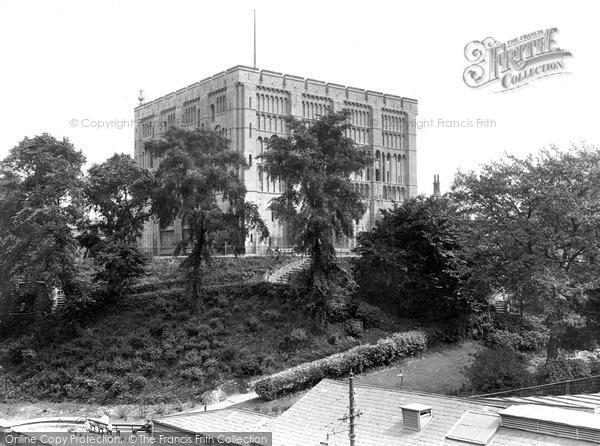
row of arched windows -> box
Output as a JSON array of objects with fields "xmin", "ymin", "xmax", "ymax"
[
  {"xmin": 183, "ymin": 105, "xmax": 197, "ymax": 126},
  {"xmin": 166, "ymin": 113, "xmax": 176, "ymax": 128},
  {"xmin": 141, "ymin": 116, "xmax": 154, "ymax": 139},
  {"xmin": 256, "ymin": 93, "xmax": 288, "ymax": 114},
  {"xmin": 374, "ymin": 151, "xmax": 407, "ymax": 184},
  {"xmin": 214, "ymin": 125, "xmax": 227, "ymax": 137},
  {"xmin": 352, "ymin": 182, "xmax": 370, "ymax": 199},
  {"xmin": 346, "ymin": 108, "xmax": 370, "ymax": 128},
  {"xmin": 345, "ymin": 128, "xmax": 369, "ymax": 144},
  {"xmin": 382, "ymin": 114, "xmax": 405, "ymax": 133},
  {"xmin": 382, "ymin": 132, "xmax": 404, "ymax": 149},
  {"xmin": 302, "ymin": 101, "xmax": 331, "ymax": 119},
  {"xmin": 257, "ymin": 114, "xmax": 287, "ymax": 133},
  {"xmin": 216, "ymin": 96, "xmax": 227, "ymax": 114},
  {"xmin": 382, "ymin": 185, "xmax": 406, "ymax": 201}
]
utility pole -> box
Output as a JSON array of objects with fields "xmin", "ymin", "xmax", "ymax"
[{"xmin": 349, "ymin": 371, "xmax": 356, "ymax": 446}]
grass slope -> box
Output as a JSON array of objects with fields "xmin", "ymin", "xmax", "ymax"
[{"xmin": 0, "ymin": 257, "xmax": 399, "ymax": 405}]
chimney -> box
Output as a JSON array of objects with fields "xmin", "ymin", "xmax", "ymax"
[
  {"xmin": 400, "ymin": 403, "xmax": 433, "ymax": 431},
  {"xmin": 433, "ymin": 174, "xmax": 441, "ymax": 197}
]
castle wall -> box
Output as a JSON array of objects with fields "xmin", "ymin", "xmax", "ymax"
[{"xmin": 134, "ymin": 65, "xmax": 418, "ymax": 255}]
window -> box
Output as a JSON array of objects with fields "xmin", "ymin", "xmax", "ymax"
[
  {"xmin": 249, "ymin": 154, "xmax": 252, "ymax": 167},
  {"xmin": 210, "ymin": 104, "xmax": 215, "ymax": 122},
  {"xmin": 249, "ymin": 123, "xmax": 252, "ymax": 138}
]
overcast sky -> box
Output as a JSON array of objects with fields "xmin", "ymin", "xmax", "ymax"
[{"xmin": 1, "ymin": 0, "xmax": 598, "ymax": 194}]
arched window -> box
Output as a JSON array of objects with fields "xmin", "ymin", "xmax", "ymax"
[
  {"xmin": 249, "ymin": 154, "xmax": 252, "ymax": 167},
  {"xmin": 249, "ymin": 123, "xmax": 252, "ymax": 138},
  {"xmin": 210, "ymin": 104, "xmax": 215, "ymax": 122}
]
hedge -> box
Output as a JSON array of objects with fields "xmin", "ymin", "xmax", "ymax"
[{"xmin": 254, "ymin": 330, "xmax": 426, "ymax": 400}]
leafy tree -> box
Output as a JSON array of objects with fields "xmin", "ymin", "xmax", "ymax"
[
  {"xmin": 354, "ymin": 196, "xmax": 475, "ymax": 319},
  {"xmin": 147, "ymin": 127, "xmax": 268, "ymax": 310},
  {"xmin": 83, "ymin": 153, "xmax": 156, "ymax": 243},
  {"xmin": 79, "ymin": 154, "xmax": 156, "ymax": 296},
  {"xmin": 260, "ymin": 111, "xmax": 371, "ymax": 305},
  {"xmin": 452, "ymin": 144, "xmax": 600, "ymax": 359},
  {"xmin": 0, "ymin": 134, "xmax": 92, "ymax": 320}
]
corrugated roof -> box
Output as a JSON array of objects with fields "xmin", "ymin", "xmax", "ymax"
[
  {"xmin": 264, "ymin": 379, "xmax": 600, "ymax": 446},
  {"xmin": 153, "ymin": 408, "xmax": 273, "ymax": 434},
  {"xmin": 480, "ymin": 393, "xmax": 600, "ymax": 413}
]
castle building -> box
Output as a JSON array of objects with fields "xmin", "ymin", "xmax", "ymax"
[{"xmin": 134, "ymin": 65, "xmax": 418, "ymax": 255}]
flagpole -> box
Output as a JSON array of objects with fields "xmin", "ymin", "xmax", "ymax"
[{"xmin": 253, "ymin": 10, "xmax": 257, "ymax": 68}]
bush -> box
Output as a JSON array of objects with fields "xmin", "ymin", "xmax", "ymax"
[
  {"xmin": 246, "ymin": 316, "xmax": 260, "ymax": 333},
  {"xmin": 200, "ymin": 388, "xmax": 226, "ymax": 405},
  {"xmin": 326, "ymin": 297, "xmax": 353, "ymax": 322},
  {"xmin": 6, "ymin": 341, "xmax": 35, "ymax": 365},
  {"xmin": 483, "ymin": 314, "xmax": 549, "ymax": 352},
  {"xmin": 126, "ymin": 373, "xmax": 148, "ymax": 391},
  {"xmin": 354, "ymin": 302, "xmax": 386, "ymax": 329},
  {"xmin": 178, "ymin": 367, "xmax": 206, "ymax": 382},
  {"xmin": 231, "ymin": 352, "xmax": 263, "ymax": 377},
  {"xmin": 255, "ymin": 330, "xmax": 426, "ymax": 400},
  {"xmin": 425, "ymin": 318, "xmax": 471, "ymax": 345},
  {"xmin": 463, "ymin": 346, "xmax": 532, "ymax": 394},
  {"xmin": 280, "ymin": 328, "xmax": 309, "ymax": 351},
  {"xmin": 344, "ymin": 319, "xmax": 364, "ymax": 338},
  {"xmin": 536, "ymin": 358, "xmax": 592, "ymax": 384}
]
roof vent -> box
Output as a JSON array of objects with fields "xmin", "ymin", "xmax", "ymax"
[
  {"xmin": 446, "ymin": 411, "xmax": 500, "ymax": 445},
  {"xmin": 500, "ymin": 404, "xmax": 600, "ymax": 443},
  {"xmin": 400, "ymin": 403, "xmax": 432, "ymax": 431}
]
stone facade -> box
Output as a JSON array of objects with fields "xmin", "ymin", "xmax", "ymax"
[{"xmin": 134, "ymin": 65, "xmax": 418, "ymax": 255}]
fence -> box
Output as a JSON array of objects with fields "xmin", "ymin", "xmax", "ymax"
[{"xmin": 474, "ymin": 374, "xmax": 600, "ymax": 398}]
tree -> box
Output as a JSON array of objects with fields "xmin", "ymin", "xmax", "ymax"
[
  {"xmin": 83, "ymin": 153, "xmax": 156, "ymax": 243},
  {"xmin": 147, "ymin": 127, "xmax": 268, "ymax": 310},
  {"xmin": 452, "ymin": 144, "xmax": 600, "ymax": 359},
  {"xmin": 354, "ymin": 196, "xmax": 475, "ymax": 319},
  {"xmin": 79, "ymin": 154, "xmax": 156, "ymax": 296},
  {"xmin": 0, "ymin": 134, "xmax": 92, "ymax": 319},
  {"xmin": 260, "ymin": 111, "xmax": 372, "ymax": 306}
]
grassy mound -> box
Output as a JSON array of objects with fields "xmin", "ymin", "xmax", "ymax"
[{"xmin": 0, "ymin": 257, "xmax": 400, "ymax": 404}]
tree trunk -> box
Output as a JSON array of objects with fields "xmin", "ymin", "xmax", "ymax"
[{"xmin": 546, "ymin": 335, "xmax": 559, "ymax": 361}]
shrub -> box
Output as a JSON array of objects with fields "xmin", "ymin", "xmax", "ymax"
[
  {"xmin": 200, "ymin": 388, "xmax": 226, "ymax": 405},
  {"xmin": 425, "ymin": 319, "xmax": 470, "ymax": 345},
  {"xmin": 463, "ymin": 346, "xmax": 532, "ymax": 394},
  {"xmin": 231, "ymin": 352, "xmax": 262, "ymax": 377},
  {"xmin": 262, "ymin": 309, "xmax": 281, "ymax": 321},
  {"xmin": 246, "ymin": 316, "xmax": 260, "ymax": 333},
  {"xmin": 126, "ymin": 374, "xmax": 148, "ymax": 391},
  {"xmin": 483, "ymin": 314, "xmax": 549, "ymax": 352},
  {"xmin": 354, "ymin": 302, "xmax": 386, "ymax": 329},
  {"xmin": 344, "ymin": 319, "xmax": 364, "ymax": 338},
  {"xmin": 255, "ymin": 330, "xmax": 426, "ymax": 400},
  {"xmin": 178, "ymin": 367, "xmax": 205, "ymax": 382},
  {"xmin": 326, "ymin": 297, "xmax": 353, "ymax": 322},
  {"xmin": 536, "ymin": 358, "xmax": 592, "ymax": 384},
  {"xmin": 280, "ymin": 328, "xmax": 309, "ymax": 351}
]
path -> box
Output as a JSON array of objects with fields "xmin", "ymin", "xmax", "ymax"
[{"xmin": 354, "ymin": 340, "xmax": 480, "ymax": 394}]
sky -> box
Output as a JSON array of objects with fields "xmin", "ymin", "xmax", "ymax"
[{"xmin": 0, "ymin": 0, "xmax": 598, "ymax": 195}]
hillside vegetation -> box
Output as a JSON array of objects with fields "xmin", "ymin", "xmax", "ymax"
[{"xmin": 0, "ymin": 257, "xmax": 399, "ymax": 404}]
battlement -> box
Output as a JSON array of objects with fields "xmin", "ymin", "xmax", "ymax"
[{"xmin": 135, "ymin": 65, "xmax": 418, "ymax": 115}]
